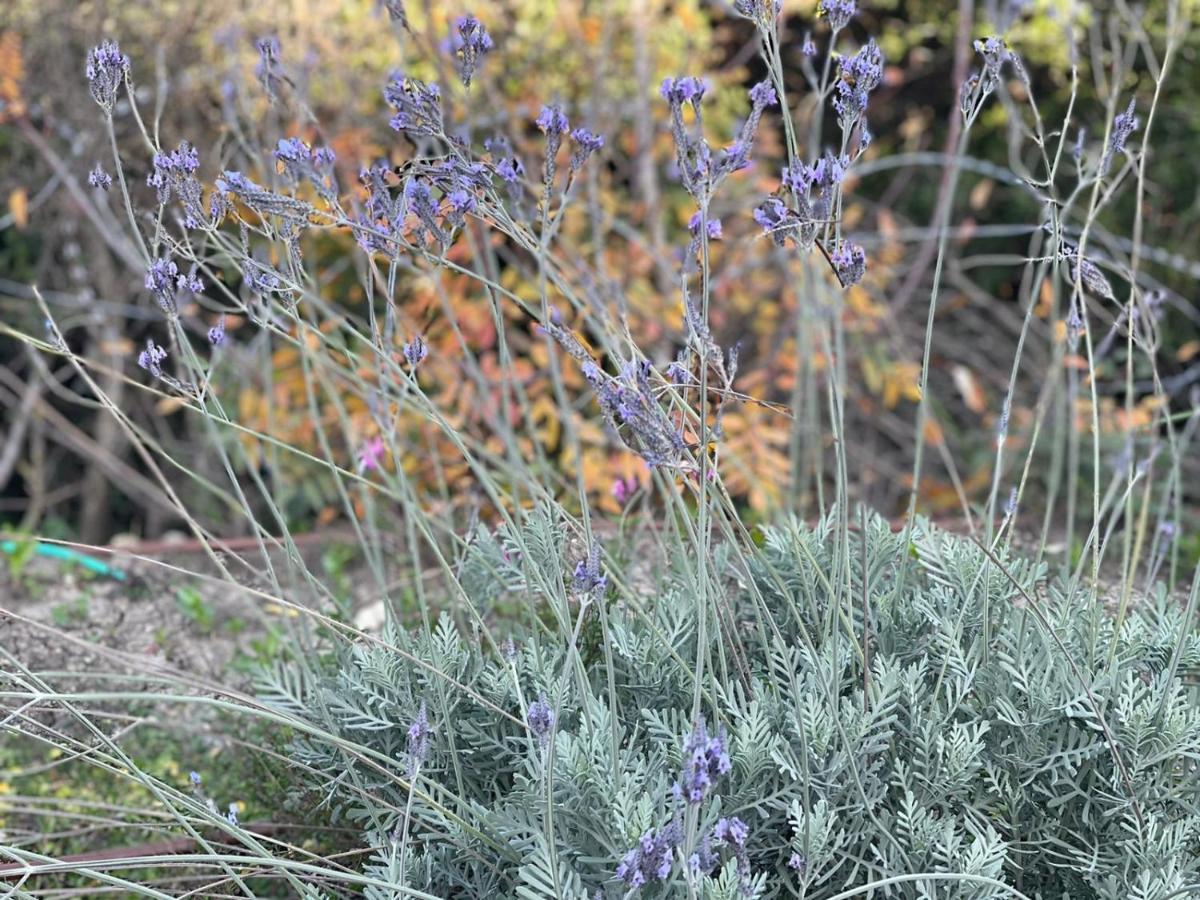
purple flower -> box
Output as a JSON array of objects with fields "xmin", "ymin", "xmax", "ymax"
[
  {"xmin": 495, "ymin": 156, "xmax": 525, "ymax": 184},
  {"xmin": 358, "ymin": 436, "xmax": 386, "ymax": 472},
  {"xmin": 527, "ymin": 694, "xmax": 555, "ymax": 746},
  {"xmin": 536, "ymin": 104, "xmax": 570, "ymax": 135},
  {"xmin": 403, "ymin": 334, "xmax": 429, "ymax": 368},
  {"xmin": 858, "ymin": 123, "xmax": 873, "ymax": 155},
  {"xmin": 831, "ymin": 241, "xmax": 866, "ymax": 286},
  {"xmin": 207, "ymin": 314, "xmax": 226, "ymax": 348},
  {"xmin": 447, "ymin": 188, "xmax": 475, "ymax": 213},
  {"xmin": 573, "ymin": 543, "xmax": 607, "ymax": 595},
  {"xmin": 88, "ymin": 164, "xmax": 112, "ymax": 190},
  {"xmin": 226, "ymin": 803, "xmax": 239, "ymax": 826},
  {"xmin": 147, "ymin": 141, "xmax": 205, "ymax": 227},
  {"xmin": 689, "ymin": 835, "xmax": 719, "ymax": 874},
  {"xmin": 274, "ymin": 137, "xmax": 338, "ymax": 200},
  {"xmin": 802, "ymin": 33, "xmax": 817, "ymax": 57},
  {"xmin": 833, "ymin": 40, "xmax": 884, "ymax": 129},
  {"xmin": 1103, "ymin": 99, "xmax": 1139, "ymax": 174},
  {"xmin": 660, "ymin": 76, "xmax": 706, "ymax": 108},
  {"xmin": 452, "ymin": 14, "xmax": 494, "ymax": 88},
  {"xmin": 536, "ymin": 105, "xmax": 571, "ymax": 184},
  {"xmin": 749, "ymin": 80, "xmax": 777, "ymax": 110},
  {"xmin": 713, "ymin": 817, "xmax": 753, "ymax": 892},
  {"xmin": 617, "ymin": 820, "xmax": 681, "ymax": 887},
  {"xmin": 177, "ymin": 272, "xmax": 203, "ymax": 295},
  {"xmin": 674, "ymin": 718, "xmax": 731, "ymax": 804},
  {"xmin": 788, "ymin": 852, "xmax": 806, "ymax": 872},
  {"xmin": 502, "ymin": 636, "xmax": 517, "ymax": 662},
  {"xmin": 611, "ymin": 475, "xmax": 639, "ymax": 506},
  {"xmin": 406, "ymin": 700, "xmax": 430, "ymax": 773},
  {"xmin": 385, "ymin": 74, "xmax": 444, "ymax": 136},
  {"xmin": 136, "ymin": 339, "xmax": 168, "ymax": 378},
  {"xmin": 85, "ymin": 40, "xmax": 129, "ymax": 111},
  {"xmin": 145, "ymin": 257, "xmax": 179, "ymax": 307},
  {"xmin": 665, "ymin": 354, "xmax": 691, "ymax": 384},
  {"xmin": 189, "ymin": 771, "xmax": 202, "ymax": 786},
  {"xmin": 1073, "ymin": 128, "xmax": 1086, "ymax": 164},
  {"xmin": 820, "ymin": 0, "xmax": 857, "ymax": 31},
  {"xmin": 1004, "ymin": 487, "xmax": 1018, "ymax": 517},
  {"xmin": 713, "ymin": 817, "xmax": 749, "ymax": 847},
  {"xmin": 753, "ymin": 196, "xmax": 796, "ymax": 246},
  {"xmin": 569, "ymin": 127, "xmax": 604, "ymax": 170},
  {"xmin": 244, "ymin": 261, "xmax": 284, "ymax": 295},
  {"xmin": 688, "ymin": 212, "xmax": 722, "ymax": 240}
]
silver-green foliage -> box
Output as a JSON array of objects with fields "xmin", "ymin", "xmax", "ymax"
[{"xmin": 264, "ymin": 510, "xmax": 1200, "ymax": 898}]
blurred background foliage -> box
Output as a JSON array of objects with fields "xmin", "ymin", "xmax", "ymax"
[{"xmin": 1, "ymin": 0, "xmax": 1197, "ymax": 542}]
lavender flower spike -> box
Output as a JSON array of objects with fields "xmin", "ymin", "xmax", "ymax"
[
  {"xmin": 617, "ymin": 820, "xmax": 682, "ymax": 887},
  {"xmin": 406, "ymin": 700, "xmax": 430, "ymax": 773},
  {"xmin": 88, "ymin": 165, "xmax": 113, "ymax": 190},
  {"xmin": 137, "ymin": 339, "xmax": 168, "ymax": 378},
  {"xmin": 820, "ymin": 0, "xmax": 857, "ymax": 31},
  {"xmin": 527, "ymin": 694, "xmax": 555, "ymax": 747},
  {"xmin": 1103, "ymin": 98, "xmax": 1139, "ymax": 174},
  {"xmin": 453, "ymin": 14, "xmax": 494, "ymax": 88},
  {"xmin": 831, "ymin": 241, "xmax": 866, "ymax": 286},
  {"xmin": 86, "ymin": 40, "xmax": 129, "ymax": 111},
  {"xmin": 674, "ymin": 717, "xmax": 731, "ymax": 804},
  {"xmin": 403, "ymin": 334, "xmax": 429, "ymax": 368},
  {"xmin": 385, "ymin": 74, "xmax": 444, "ymax": 137}
]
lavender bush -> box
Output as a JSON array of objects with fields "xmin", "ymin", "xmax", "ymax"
[{"xmin": 2, "ymin": 0, "xmax": 1199, "ymax": 897}]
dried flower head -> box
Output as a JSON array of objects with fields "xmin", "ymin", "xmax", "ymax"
[{"xmin": 688, "ymin": 212, "xmax": 723, "ymax": 240}]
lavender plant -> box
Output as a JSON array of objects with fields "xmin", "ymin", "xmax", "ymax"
[{"xmin": 2, "ymin": 0, "xmax": 1198, "ymax": 897}]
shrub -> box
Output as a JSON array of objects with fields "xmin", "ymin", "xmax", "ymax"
[
  {"xmin": 264, "ymin": 509, "xmax": 1200, "ymax": 898},
  {"xmin": 3, "ymin": 0, "xmax": 1199, "ymax": 897}
]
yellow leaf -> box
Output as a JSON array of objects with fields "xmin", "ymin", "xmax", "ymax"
[{"xmin": 8, "ymin": 187, "xmax": 27, "ymax": 229}]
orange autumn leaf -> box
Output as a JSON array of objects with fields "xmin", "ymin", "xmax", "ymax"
[
  {"xmin": 8, "ymin": 188, "xmax": 27, "ymax": 229},
  {"xmin": 923, "ymin": 417, "xmax": 945, "ymax": 447}
]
